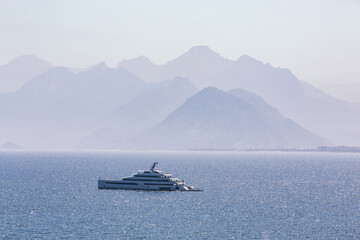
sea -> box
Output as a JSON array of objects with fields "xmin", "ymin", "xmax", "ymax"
[{"xmin": 1, "ymin": 151, "xmax": 360, "ymax": 239}]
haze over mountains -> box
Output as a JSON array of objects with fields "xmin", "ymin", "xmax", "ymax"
[
  {"xmin": 0, "ymin": 63, "xmax": 146, "ymax": 148},
  {"xmin": 319, "ymin": 83, "xmax": 360, "ymax": 102},
  {"xmin": 119, "ymin": 46, "xmax": 360, "ymax": 146},
  {"xmin": 78, "ymin": 77, "xmax": 198, "ymax": 149},
  {"xmin": 120, "ymin": 87, "xmax": 324, "ymax": 150},
  {"xmin": 0, "ymin": 55, "xmax": 53, "ymax": 93},
  {"xmin": 0, "ymin": 46, "xmax": 359, "ymax": 149}
]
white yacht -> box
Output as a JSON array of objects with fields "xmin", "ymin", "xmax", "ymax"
[{"xmin": 98, "ymin": 162, "xmax": 201, "ymax": 191}]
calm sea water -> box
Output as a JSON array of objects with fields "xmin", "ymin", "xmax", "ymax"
[{"xmin": 1, "ymin": 151, "xmax": 360, "ymax": 239}]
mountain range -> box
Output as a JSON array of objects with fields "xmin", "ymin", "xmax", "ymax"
[
  {"xmin": 119, "ymin": 46, "xmax": 360, "ymax": 145},
  {"xmin": 0, "ymin": 46, "xmax": 359, "ymax": 149},
  {"xmin": 0, "ymin": 55, "xmax": 53, "ymax": 93},
  {"xmin": 119, "ymin": 87, "xmax": 324, "ymax": 150},
  {"xmin": 77, "ymin": 77, "xmax": 199, "ymax": 149},
  {"xmin": 0, "ymin": 63, "xmax": 146, "ymax": 148}
]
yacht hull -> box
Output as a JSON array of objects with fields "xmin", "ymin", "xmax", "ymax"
[
  {"xmin": 98, "ymin": 180, "xmax": 200, "ymax": 191},
  {"xmin": 98, "ymin": 180, "xmax": 177, "ymax": 191}
]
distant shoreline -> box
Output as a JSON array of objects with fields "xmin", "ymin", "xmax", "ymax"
[
  {"xmin": 1, "ymin": 146, "xmax": 360, "ymax": 153},
  {"xmin": 190, "ymin": 146, "xmax": 360, "ymax": 153}
]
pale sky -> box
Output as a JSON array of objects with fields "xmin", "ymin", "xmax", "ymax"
[{"xmin": 0, "ymin": 0, "xmax": 359, "ymax": 85}]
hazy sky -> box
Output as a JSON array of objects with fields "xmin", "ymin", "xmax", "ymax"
[{"xmin": 1, "ymin": 0, "xmax": 359, "ymax": 85}]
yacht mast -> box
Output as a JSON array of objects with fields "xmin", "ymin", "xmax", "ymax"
[{"xmin": 150, "ymin": 161, "xmax": 158, "ymax": 171}]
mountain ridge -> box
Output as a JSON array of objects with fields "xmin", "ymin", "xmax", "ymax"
[
  {"xmin": 0, "ymin": 64, "xmax": 146, "ymax": 148},
  {"xmin": 117, "ymin": 46, "xmax": 360, "ymax": 145},
  {"xmin": 2, "ymin": 47, "xmax": 360, "ymax": 148},
  {"xmin": 119, "ymin": 87, "xmax": 325, "ymax": 150},
  {"xmin": 0, "ymin": 55, "xmax": 54, "ymax": 93}
]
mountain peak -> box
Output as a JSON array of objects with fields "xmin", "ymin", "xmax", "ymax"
[
  {"xmin": 6, "ymin": 55, "xmax": 50, "ymax": 66},
  {"xmin": 0, "ymin": 142, "xmax": 24, "ymax": 149},
  {"xmin": 117, "ymin": 56, "xmax": 155, "ymax": 69},
  {"xmin": 2, "ymin": 55, "xmax": 53, "ymax": 71},
  {"xmin": 91, "ymin": 61, "xmax": 108, "ymax": 70},
  {"xmin": 197, "ymin": 86, "xmax": 227, "ymax": 96},
  {"xmin": 188, "ymin": 45, "xmax": 215, "ymax": 53},
  {"xmin": 124, "ymin": 55, "xmax": 152, "ymax": 64},
  {"xmin": 166, "ymin": 46, "xmax": 227, "ymax": 69},
  {"xmin": 183, "ymin": 46, "xmax": 222, "ymax": 58},
  {"xmin": 45, "ymin": 66, "xmax": 72, "ymax": 75},
  {"xmin": 236, "ymin": 54, "xmax": 263, "ymax": 65},
  {"xmin": 198, "ymin": 86, "xmax": 221, "ymax": 95},
  {"xmin": 0, "ymin": 55, "xmax": 54, "ymax": 93},
  {"xmin": 147, "ymin": 84, "xmax": 324, "ymax": 149},
  {"xmin": 178, "ymin": 87, "xmax": 233, "ymax": 110}
]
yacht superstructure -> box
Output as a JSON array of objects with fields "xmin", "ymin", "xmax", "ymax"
[{"xmin": 98, "ymin": 162, "xmax": 201, "ymax": 191}]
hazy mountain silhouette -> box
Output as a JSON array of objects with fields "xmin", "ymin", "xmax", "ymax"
[
  {"xmin": 117, "ymin": 46, "xmax": 233, "ymax": 85},
  {"xmin": 117, "ymin": 56, "xmax": 162, "ymax": 82},
  {"xmin": 117, "ymin": 47, "xmax": 315, "ymax": 119},
  {"xmin": 120, "ymin": 47, "xmax": 306, "ymax": 116},
  {"xmin": 164, "ymin": 46, "xmax": 233, "ymax": 87},
  {"xmin": 2, "ymin": 48, "xmax": 360, "ymax": 149},
  {"xmin": 0, "ymin": 142, "xmax": 23, "ymax": 150},
  {"xmin": 319, "ymin": 83, "xmax": 360, "ymax": 102},
  {"xmin": 78, "ymin": 77, "xmax": 198, "ymax": 149},
  {"xmin": 118, "ymin": 46, "xmax": 360, "ymax": 145},
  {"xmin": 104, "ymin": 76, "xmax": 197, "ymax": 131},
  {"xmin": 296, "ymin": 81, "xmax": 360, "ymax": 145},
  {"xmin": 121, "ymin": 87, "xmax": 325, "ymax": 150},
  {"xmin": 0, "ymin": 64, "xmax": 146, "ymax": 148},
  {"xmin": 0, "ymin": 55, "xmax": 53, "ymax": 93}
]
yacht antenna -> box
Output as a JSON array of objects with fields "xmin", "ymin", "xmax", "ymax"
[{"xmin": 150, "ymin": 161, "xmax": 158, "ymax": 171}]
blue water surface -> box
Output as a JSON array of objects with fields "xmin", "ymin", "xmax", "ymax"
[{"xmin": 1, "ymin": 151, "xmax": 360, "ymax": 239}]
